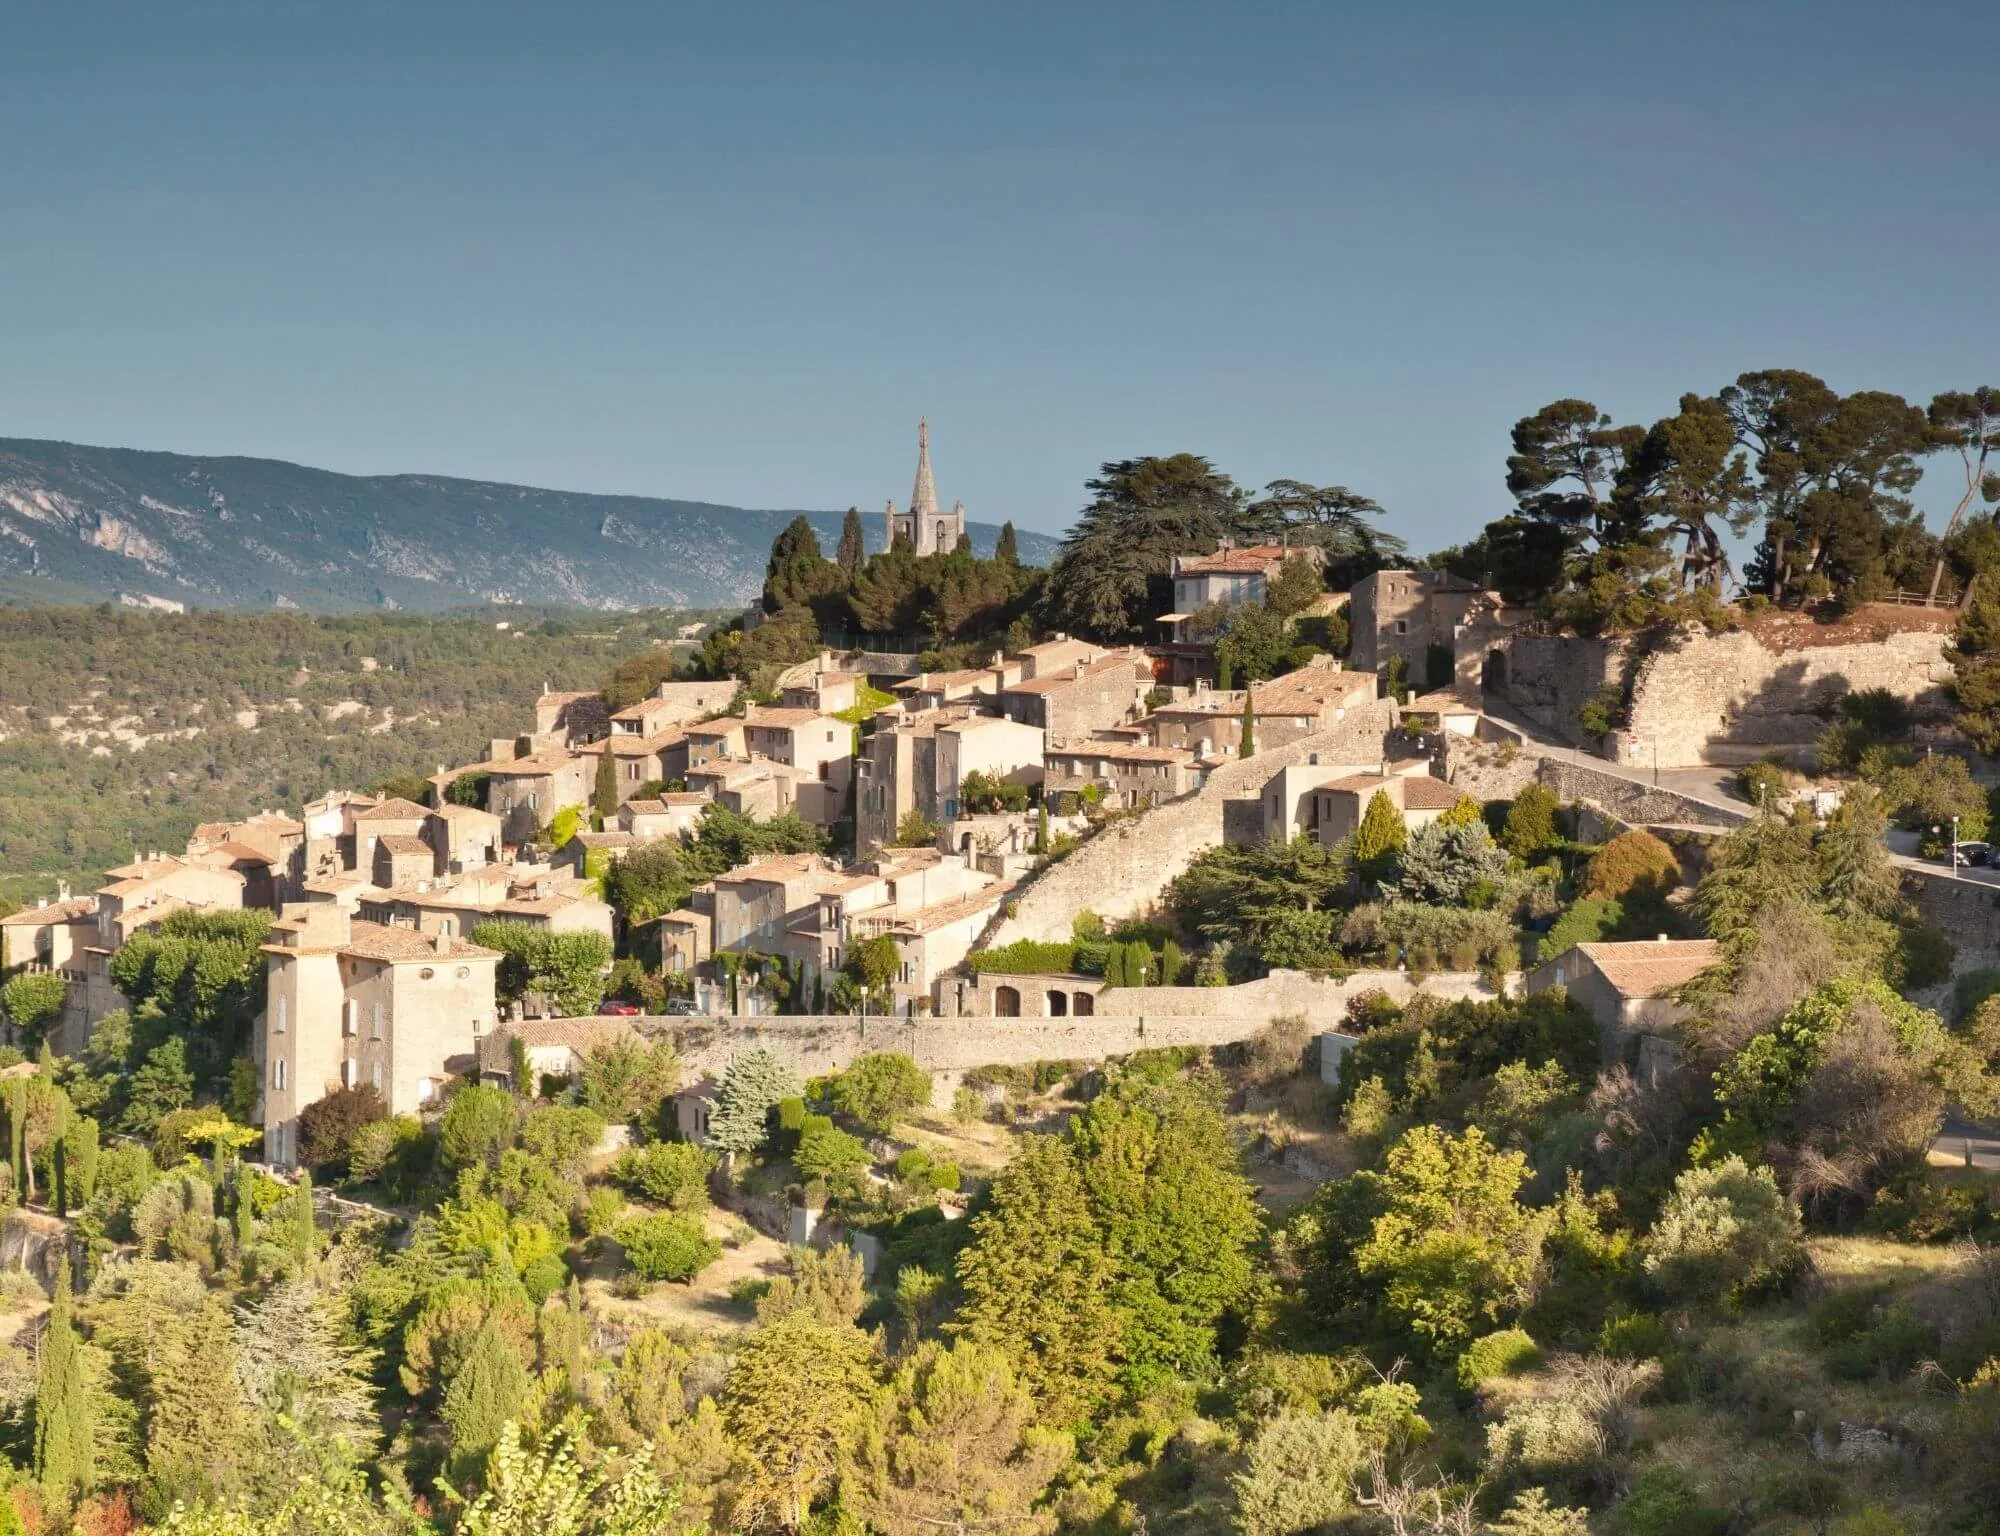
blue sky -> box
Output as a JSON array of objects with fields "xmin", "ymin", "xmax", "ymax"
[{"xmin": 1, "ymin": 0, "xmax": 1992, "ymax": 547}]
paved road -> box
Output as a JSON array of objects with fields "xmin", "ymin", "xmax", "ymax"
[{"xmin": 1930, "ymin": 1114, "xmax": 2000, "ymax": 1172}]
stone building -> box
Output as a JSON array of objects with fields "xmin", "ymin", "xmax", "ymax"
[
  {"xmin": 1524, "ymin": 937, "xmax": 1720, "ymax": 1076},
  {"xmin": 1348, "ymin": 569, "xmax": 1493, "ymax": 681},
  {"xmin": 854, "ymin": 707, "xmax": 1045, "ymax": 853},
  {"xmin": 1043, "ymin": 741, "xmax": 1200, "ymax": 809},
  {"xmin": 883, "ymin": 419, "xmax": 967, "ymax": 556},
  {"xmin": 1301, "ymin": 768, "xmax": 1468, "ymax": 845},
  {"xmin": 1165, "ymin": 542, "xmax": 1325, "ymax": 622},
  {"xmin": 257, "ymin": 903, "xmax": 501, "ymax": 1167},
  {"xmin": 997, "ymin": 651, "xmax": 1153, "ymax": 743}
]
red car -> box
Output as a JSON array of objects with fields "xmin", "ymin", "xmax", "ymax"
[{"xmin": 596, "ymin": 1001, "xmax": 641, "ymax": 1016}]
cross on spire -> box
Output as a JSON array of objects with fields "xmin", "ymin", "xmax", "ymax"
[{"xmin": 910, "ymin": 418, "xmax": 939, "ymax": 519}]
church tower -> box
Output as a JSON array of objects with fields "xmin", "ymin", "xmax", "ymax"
[{"xmin": 883, "ymin": 420, "xmax": 967, "ymax": 555}]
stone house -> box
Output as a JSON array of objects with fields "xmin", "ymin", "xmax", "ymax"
[
  {"xmin": 657, "ymin": 903, "xmax": 714, "ymax": 974},
  {"xmin": 485, "ymin": 749, "xmax": 590, "ymax": 838},
  {"xmin": 1258, "ymin": 752, "xmax": 1399, "ymax": 841},
  {"xmin": 1163, "ymin": 542, "xmax": 1324, "ymax": 629},
  {"xmin": 1011, "ymin": 635, "xmax": 1103, "ymax": 680},
  {"xmin": 619, "ymin": 794, "xmax": 709, "ymax": 840},
  {"xmin": 742, "ymin": 707, "xmax": 854, "ymax": 814},
  {"xmin": 711, "ymin": 854, "xmax": 840, "ymax": 956},
  {"xmin": 893, "ymin": 665, "xmax": 1010, "ymax": 713},
  {"xmin": 301, "ymin": 790, "xmax": 387, "ymax": 880},
  {"xmin": 855, "ymin": 707, "xmax": 1046, "ymax": 853},
  {"xmin": 686, "ymin": 718, "xmax": 747, "ymax": 768},
  {"xmin": 1347, "ymin": 569, "xmax": 1493, "ymax": 683},
  {"xmin": 428, "ymin": 803, "xmax": 503, "ymax": 872},
  {"xmin": 610, "ymin": 677, "xmax": 739, "ymax": 737},
  {"xmin": 352, "ymin": 798, "xmax": 433, "ymax": 874},
  {"xmin": 956, "ymin": 970, "xmax": 1106, "ymax": 1019},
  {"xmin": 1401, "ymin": 685, "xmax": 1485, "ymax": 738},
  {"xmin": 781, "ymin": 662, "xmax": 859, "ymax": 716},
  {"xmin": 534, "ymin": 689, "xmax": 610, "ymax": 745},
  {"xmin": 685, "ymin": 756, "xmax": 818, "ymax": 821},
  {"xmin": 782, "ymin": 848, "xmax": 1003, "ymax": 1009},
  {"xmin": 371, "ymin": 834, "xmax": 438, "ymax": 889},
  {"xmin": 478, "ymin": 1016, "xmax": 639, "ymax": 1090},
  {"xmin": 1525, "ymin": 937, "xmax": 1721, "ymax": 1075},
  {"xmin": 585, "ymin": 730, "xmax": 692, "ymax": 801},
  {"xmin": 0, "ymin": 896, "xmax": 97, "ymax": 979},
  {"xmin": 1302, "ymin": 769, "xmax": 1469, "ymax": 845},
  {"xmin": 187, "ymin": 811, "xmax": 305, "ymax": 904},
  {"xmin": 1043, "ymin": 741, "xmax": 1200, "ymax": 809},
  {"xmin": 673, "ymin": 1078, "xmax": 721, "ymax": 1145},
  {"xmin": 258, "ymin": 903, "xmax": 501, "ymax": 1167},
  {"xmin": 997, "ymin": 651, "xmax": 1153, "ymax": 743}
]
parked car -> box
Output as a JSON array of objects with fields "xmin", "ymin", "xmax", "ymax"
[
  {"xmin": 663, "ymin": 997, "xmax": 702, "ymax": 1016},
  {"xmin": 1948, "ymin": 842, "xmax": 1992, "ymax": 868},
  {"xmin": 596, "ymin": 1000, "xmax": 641, "ymax": 1016}
]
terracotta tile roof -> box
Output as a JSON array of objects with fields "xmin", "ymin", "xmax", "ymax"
[
  {"xmin": 897, "ymin": 668, "xmax": 996, "ymax": 692},
  {"xmin": 355, "ymin": 797, "xmax": 432, "ymax": 821},
  {"xmin": 1004, "ymin": 656, "xmax": 1144, "ymax": 695},
  {"xmin": 206, "ymin": 840, "xmax": 278, "ymax": 864},
  {"xmin": 745, "ymin": 707, "xmax": 836, "ymax": 729},
  {"xmin": 1405, "ymin": 686, "xmax": 1483, "ymax": 713},
  {"xmin": 375, "ymin": 834, "xmax": 433, "ymax": 857},
  {"xmin": 1251, "ymin": 668, "xmax": 1373, "ymax": 715},
  {"xmin": 890, "ymin": 888, "xmax": 1006, "ymax": 934},
  {"xmin": 1047, "ymin": 742, "xmax": 1193, "ymax": 764},
  {"xmin": 489, "ymin": 748, "xmax": 582, "ymax": 775},
  {"xmin": 572, "ymin": 831, "xmax": 637, "ymax": 849},
  {"xmin": 341, "ymin": 920, "xmax": 499, "ymax": 963},
  {"xmin": 717, "ymin": 853, "xmax": 824, "ymax": 886},
  {"xmin": 1571, "ymin": 939, "xmax": 1722, "ymax": 998},
  {"xmin": 495, "ymin": 892, "xmax": 607, "ymax": 917},
  {"xmin": 1, "ymin": 898, "xmax": 97, "ymax": 925},
  {"xmin": 1323, "ymin": 773, "xmax": 1393, "ymax": 793},
  {"xmin": 1399, "ymin": 776, "xmax": 1467, "ymax": 810},
  {"xmin": 1177, "ymin": 544, "xmax": 1295, "ymax": 575},
  {"xmin": 435, "ymin": 803, "xmax": 501, "ymax": 823}
]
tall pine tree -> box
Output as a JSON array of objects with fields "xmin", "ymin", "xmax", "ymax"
[
  {"xmin": 292, "ymin": 1170, "xmax": 316, "ymax": 1269},
  {"xmin": 34, "ymin": 1264, "xmax": 91, "ymax": 1504},
  {"xmin": 837, "ymin": 507, "xmax": 867, "ymax": 578},
  {"xmin": 707, "ymin": 1048, "xmax": 801, "ymax": 1160},
  {"xmin": 994, "ymin": 520, "xmax": 1019, "ymax": 568}
]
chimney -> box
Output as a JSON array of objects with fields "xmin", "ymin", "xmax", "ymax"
[
  {"xmin": 1308, "ymin": 753, "xmax": 1320, "ymax": 766},
  {"xmin": 1656, "ymin": 934, "xmax": 1669, "ymax": 944},
  {"xmin": 1074, "ymin": 659, "xmax": 1086, "ymax": 678},
  {"xmin": 36, "ymin": 897, "xmax": 46, "ymax": 909}
]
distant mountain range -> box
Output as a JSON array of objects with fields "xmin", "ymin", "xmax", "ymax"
[{"xmin": 0, "ymin": 438, "xmax": 1059, "ymax": 613}]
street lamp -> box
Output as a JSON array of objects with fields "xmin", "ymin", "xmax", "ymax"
[{"xmin": 1934, "ymin": 817, "xmax": 1961, "ymax": 869}]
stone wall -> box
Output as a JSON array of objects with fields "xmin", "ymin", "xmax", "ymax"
[
  {"xmin": 1903, "ymin": 869, "xmax": 2000, "ymax": 957},
  {"xmin": 1534, "ymin": 760, "xmax": 1748, "ymax": 829},
  {"xmin": 1492, "ymin": 632, "xmax": 1626, "ymax": 744},
  {"xmin": 1618, "ymin": 626, "xmax": 1951, "ymax": 768},
  {"xmin": 986, "ymin": 699, "xmax": 1399, "ymax": 945}
]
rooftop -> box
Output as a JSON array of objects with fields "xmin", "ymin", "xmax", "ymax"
[
  {"xmin": 355, "ymin": 797, "xmax": 433, "ymax": 821},
  {"xmin": 374, "ymin": 834, "xmax": 433, "ymax": 857},
  {"xmin": 488, "ymin": 748, "xmax": 582, "ymax": 775},
  {"xmin": 0, "ymin": 898, "xmax": 97, "ymax": 925},
  {"xmin": 1400, "ymin": 776, "xmax": 1468, "ymax": 810},
  {"xmin": 716, "ymin": 853, "xmax": 825, "ymax": 887},
  {"xmin": 341, "ymin": 920, "xmax": 500, "ymax": 964},
  {"xmin": 1003, "ymin": 655, "xmax": 1142, "ymax": 695},
  {"xmin": 1571, "ymin": 938, "xmax": 1723, "ymax": 998},
  {"xmin": 745, "ymin": 707, "xmax": 836, "ymax": 729},
  {"xmin": 1047, "ymin": 741, "xmax": 1193, "ymax": 764}
]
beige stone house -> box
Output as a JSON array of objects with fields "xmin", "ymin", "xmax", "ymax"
[
  {"xmin": 780, "ymin": 662, "xmax": 859, "ymax": 716},
  {"xmin": 1525, "ymin": 937, "xmax": 1721, "ymax": 1075},
  {"xmin": 855, "ymin": 707, "xmax": 1046, "ymax": 853},
  {"xmin": 1043, "ymin": 741, "xmax": 1200, "ymax": 809},
  {"xmin": 685, "ymin": 718, "xmax": 747, "ymax": 769},
  {"xmin": 1348, "ymin": 569, "xmax": 1497, "ymax": 683},
  {"xmin": 428, "ymin": 803, "xmax": 503, "ymax": 872},
  {"xmin": 685, "ymin": 756, "xmax": 817, "ymax": 821},
  {"xmin": 1303, "ymin": 769, "xmax": 1468, "ymax": 846},
  {"xmin": 486, "ymin": 748, "xmax": 590, "ymax": 838},
  {"xmin": 0, "ymin": 896, "xmax": 97, "ymax": 978},
  {"xmin": 258, "ymin": 904, "xmax": 501, "ymax": 1166},
  {"xmin": 741, "ymin": 707, "xmax": 853, "ymax": 822},
  {"xmin": 619, "ymin": 794, "xmax": 709, "ymax": 840},
  {"xmin": 353, "ymin": 798, "xmax": 432, "ymax": 874},
  {"xmin": 477, "ymin": 1016, "xmax": 640, "ymax": 1090},
  {"xmin": 585, "ymin": 730, "xmax": 691, "ymax": 801},
  {"xmin": 997, "ymin": 651, "xmax": 1153, "ymax": 743},
  {"xmin": 893, "ymin": 665, "xmax": 1009, "ymax": 713},
  {"xmin": 534, "ymin": 690, "xmax": 610, "ymax": 744},
  {"xmin": 1163, "ymin": 543, "xmax": 1325, "ymax": 633},
  {"xmin": 371, "ymin": 835, "xmax": 438, "ymax": 889}
]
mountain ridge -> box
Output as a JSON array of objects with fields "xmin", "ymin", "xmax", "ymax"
[{"xmin": 0, "ymin": 436, "xmax": 1058, "ymax": 613}]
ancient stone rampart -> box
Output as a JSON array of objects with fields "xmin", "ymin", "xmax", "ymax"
[{"xmin": 985, "ymin": 700, "xmax": 1399, "ymax": 945}]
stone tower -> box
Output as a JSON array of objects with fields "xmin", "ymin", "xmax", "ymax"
[{"xmin": 883, "ymin": 420, "xmax": 967, "ymax": 556}]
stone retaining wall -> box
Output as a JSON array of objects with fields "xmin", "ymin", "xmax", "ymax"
[
  {"xmin": 986, "ymin": 700, "xmax": 1399, "ymax": 945},
  {"xmin": 1534, "ymin": 760, "xmax": 1748, "ymax": 829}
]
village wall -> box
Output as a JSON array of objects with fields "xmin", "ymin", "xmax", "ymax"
[
  {"xmin": 985, "ymin": 699, "xmax": 1399, "ymax": 945},
  {"xmin": 1490, "ymin": 632, "xmax": 1627, "ymax": 744},
  {"xmin": 1615, "ymin": 626, "xmax": 1951, "ymax": 768}
]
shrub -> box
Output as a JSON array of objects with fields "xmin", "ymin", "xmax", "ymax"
[
  {"xmin": 438, "ymin": 1083, "xmax": 520, "ymax": 1171},
  {"xmin": 965, "ymin": 940, "xmax": 1079, "ymax": 975},
  {"xmin": 1485, "ymin": 1355, "xmax": 1661, "ymax": 1501},
  {"xmin": 1596, "ymin": 1311, "xmax": 1672, "ymax": 1360},
  {"xmin": 293, "ymin": 1084, "xmax": 387, "ymax": 1174},
  {"xmin": 1501, "ymin": 784, "xmax": 1561, "ymax": 859},
  {"xmin": 797, "ymin": 1120, "xmax": 872, "ymax": 1181},
  {"xmin": 348, "ymin": 1115, "xmax": 427, "ymax": 1193},
  {"xmin": 1642, "ymin": 1156, "xmax": 1801, "ymax": 1303},
  {"xmin": 1954, "ymin": 966, "xmax": 2000, "ymax": 1023},
  {"xmin": 831, "ymin": 1052, "xmax": 932, "ymax": 1133},
  {"xmin": 1537, "ymin": 899, "xmax": 1624, "ymax": 962},
  {"xmin": 580, "ymin": 1185, "xmax": 628, "ymax": 1237},
  {"xmin": 521, "ymin": 1254, "xmax": 569, "ymax": 1305},
  {"xmin": 619, "ymin": 1212, "xmax": 721, "ymax": 1282},
  {"xmin": 1230, "ymin": 1410, "xmax": 1365, "ymax": 1536},
  {"xmin": 611, "ymin": 1142, "xmax": 714, "ymax": 1209},
  {"xmin": 1458, "ymin": 1327, "xmax": 1542, "ymax": 1390},
  {"xmin": 1582, "ymin": 831, "xmax": 1679, "ymax": 902},
  {"xmin": 1737, "ymin": 753, "xmax": 1794, "ymax": 807},
  {"xmin": 1613, "ymin": 1464, "xmax": 1727, "ymax": 1536}
]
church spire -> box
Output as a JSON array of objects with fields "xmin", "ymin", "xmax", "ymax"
[{"xmin": 910, "ymin": 418, "xmax": 939, "ymax": 519}]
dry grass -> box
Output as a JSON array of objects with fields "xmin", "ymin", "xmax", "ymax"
[{"xmin": 585, "ymin": 1205, "xmax": 787, "ymax": 1339}]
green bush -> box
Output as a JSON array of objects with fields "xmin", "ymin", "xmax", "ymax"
[
  {"xmin": 521, "ymin": 1254, "xmax": 569, "ymax": 1305},
  {"xmin": 797, "ymin": 1120, "xmax": 872, "ymax": 1180},
  {"xmin": 1596, "ymin": 1312, "xmax": 1672, "ymax": 1361},
  {"xmin": 1581, "ymin": 831, "xmax": 1680, "ymax": 902},
  {"xmin": 1642, "ymin": 1157, "xmax": 1802, "ymax": 1304},
  {"xmin": 1822, "ymin": 1306, "xmax": 1939, "ymax": 1383},
  {"xmin": 966, "ymin": 939, "xmax": 1079, "ymax": 974},
  {"xmin": 619, "ymin": 1212, "xmax": 721, "ymax": 1282},
  {"xmin": 610, "ymin": 1141, "xmax": 713, "ymax": 1209},
  {"xmin": 1458, "ymin": 1327, "xmax": 1542, "ymax": 1389},
  {"xmin": 1537, "ymin": 899, "xmax": 1624, "ymax": 961},
  {"xmin": 1954, "ymin": 966, "xmax": 2000, "ymax": 1023},
  {"xmin": 830, "ymin": 1052, "xmax": 932, "ymax": 1133},
  {"xmin": 1614, "ymin": 1465, "xmax": 1727, "ymax": 1536}
]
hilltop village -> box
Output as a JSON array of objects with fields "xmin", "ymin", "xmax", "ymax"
[{"xmin": 3, "ymin": 392, "xmax": 2000, "ymax": 1533}]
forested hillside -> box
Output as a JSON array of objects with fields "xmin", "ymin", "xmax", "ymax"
[
  {"xmin": 0, "ymin": 438, "xmax": 1055, "ymax": 613},
  {"xmin": 0, "ymin": 606, "xmax": 702, "ymax": 896}
]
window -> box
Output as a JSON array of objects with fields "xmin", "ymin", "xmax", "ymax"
[
  {"xmin": 371, "ymin": 1002, "xmax": 383, "ymax": 1039},
  {"xmin": 456, "ymin": 965, "xmax": 469, "ymax": 978},
  {"xmin": 343, "ymin": 999, "xmax": 357, "ymax": 1036},
  {"xmin": 342, "ymin": 1059, "xmax": 358, "ymax": 1089},
  {"xmin": 371, "ymin": 1061, "xmax": 382, "ymax": 1089},
  {"xmin": 275, "ymin": 997, "xmax": 287, "ymax": 1034},
  {"xmin": 1394, "ymin": 618, "xmax": 1409, "ymax": 635},
  {"xmin": 273, "ymin": 1059, "xmax": 287, "ymax": 1091},
  {"xmin": 417, "ymin": 1077, "xmax": 435, "ymax": 1103}
]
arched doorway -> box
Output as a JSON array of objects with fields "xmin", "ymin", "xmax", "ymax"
[
  {"xmin": 994, "ymin": 985, "xmax": 1020, "ymax": 1018},
  {"xmin": 1073, "ymin": 991, "xmax": 1095, "ymax": 1017},
  {"xmin": 1481, "ymin": 648, "xmax": 1507, "ymax": 693},
  {"xmin": 1045, "ymin": 990, "xmax": 1068, "ymax": 1017}
]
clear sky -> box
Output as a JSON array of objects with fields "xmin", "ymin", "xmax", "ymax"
[{"xmin": 2, "ymin": 0, "xmax": 1992, "ymax": 547}]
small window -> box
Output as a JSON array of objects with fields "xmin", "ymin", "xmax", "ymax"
[
  {"xmin": 371, "ymin": 1061, "xmax": 382, "ymax": 1089},
  {"xmin": 417, "ymin": 1077, "xmax": 435, "ymax": 1103},
  {"xmin": 1394, "ymin": 618, "xmax": 1409, "ymax": 635},
  {"xmin": 273, "ymin": 1059, "xmax": 287, "ymax": 1091},
  {"xmin": 342, "ymin": 1059, "xmax": 358, "ymax": 1089},
  {"xmin": 275, "ymin": 997, "xmax": 287, "ymax": 1035},
  {"xmin": 371, "ymin": 1002, "xmax": 383, "ymax": 1039},
  {"xmin": 419, "ymin": 966, "xmax": 435, "ymax": 980}
]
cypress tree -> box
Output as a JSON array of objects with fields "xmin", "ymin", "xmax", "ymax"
[
  {"xmin": 1352, "ymin": 789, "xmax": 1409, "ymax": 876},
  {"xmin": 442, "ymin": 1316, "xmax": 529, "ymax": 1479},
  {"xmin": 292, "ymin": 1170, "xmax": 316, "ymax": 1269},
  {"xmin": 1103, "ymin": 945, "xmax": 1127, "ymax": 989},
  {"xmin": 234, "ymin": 1166, "xmax": 254, "ymax": 1252},
  {"xmin": 9, "ymin": 1080, "xmax": 24, "ymax": 1204},
  {"xmin": 1035, "ymin": 805, "xmax": 1050, "ymax": 856},
  {"xmin": 593, "ymin": 746, "xmax": 619, "ymax": 823},
  {"xmin": 69, "ymin": 1118, "xmax": 97, "ymax": 1208},
  {"xmin": 35, "ymin": 1264, "xmax": 92, "ymax": 1503},
  {"xmin": 836, "ymin": 507, "xmax": 866, "ymax": 578},
  {"xmin": 1215, "ymin": 653, "xmax": 1234, "ymax": 692},
  {"xmin": 1239, "ymin": 689, "xmax": 1257, "ymax": 759},
  {"xmin": 995, "ymin": 520, "xmax": 1020, "ymax": 568}
]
